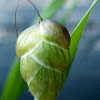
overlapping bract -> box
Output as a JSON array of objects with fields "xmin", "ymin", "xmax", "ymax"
[{"xmin": 16, "ymin": 20, "xmax": 70, "ymax": 100}]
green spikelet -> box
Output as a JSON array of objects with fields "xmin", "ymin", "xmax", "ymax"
[{"xmin": 16, "ymin": 20, "xmax": 70, "ymax": 100}]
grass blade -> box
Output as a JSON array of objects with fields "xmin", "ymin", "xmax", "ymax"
[
  {"xmin": 66, "ymin": 0, "xmax": 99, "ymax": 77},
  {"xmin": 70, "ymin": 0, "xmax": 99, "ymax": 66},
  {"xmin": 1, "ymin": 59, "xmax": 27, "ymax": 100}
]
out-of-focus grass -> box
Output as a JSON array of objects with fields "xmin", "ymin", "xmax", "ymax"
[
  {"xmin": 60, "ymin": 0, "xmax": 79, "ymax": 25},
  {"xmin": 34, "ymin": 0, "xmax": 67, "ymax": 24},
  {"xmin": 1, "ymin": 59, "xmax": 27, "ymax": 100},
  {"xmin": 1, "ymin": 0, "xmax": 99, "ymax": 100}
]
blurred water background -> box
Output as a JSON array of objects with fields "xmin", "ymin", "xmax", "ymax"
[{"xmin": 0, "ymin": 0, "xmax": 100, "ymax": 100}]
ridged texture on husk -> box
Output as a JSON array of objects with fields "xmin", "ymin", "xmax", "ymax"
[{"xmin": 16, "ymin": 20, "xmax": 70, "ymax": 100}]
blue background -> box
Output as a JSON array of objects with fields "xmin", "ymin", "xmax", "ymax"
[{"xmin": 0, "ymin": 0, "xmax": 100, "ymax": 100}]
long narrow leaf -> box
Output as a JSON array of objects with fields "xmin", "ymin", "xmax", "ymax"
[
  {"xmin": 70, "ymin": 0, "xmax": 99, "ymax": 66},
  {"xmin": 66, "ymin": 0, "xmax": 99, "ymax": 77},
  {"xmin": 1, "ymin": 59, "xmax": 27, "ymax": 100}
]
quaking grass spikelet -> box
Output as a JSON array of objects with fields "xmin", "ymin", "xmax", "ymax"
[{"xmin": 15, "ymin": 0, "xmax": 71, "ymax": 100}]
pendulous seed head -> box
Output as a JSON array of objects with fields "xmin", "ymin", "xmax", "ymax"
[
  {"xmin": 16, "ymin": 19, "xmax": 71, "ymax": 100},
  {"xmin": 15, "ymin": 0, "xmax": 71, "ymax": 100}
]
